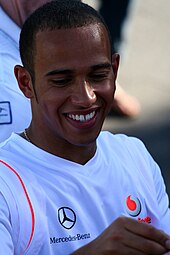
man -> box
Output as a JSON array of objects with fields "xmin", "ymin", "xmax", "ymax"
[
  {"xmin": 0, "ymin": 0, "xmax": 140, "ymax": 143},
  {"xmin": 0, "ymin": 1, "xmax": 170, "ymax": 254}
]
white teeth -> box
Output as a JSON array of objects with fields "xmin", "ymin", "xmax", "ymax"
[
  {"xmin": 75, "ymin": 115, "xmax": 79, "ymax": 120},
  {"xmin": 80, "ymin": 115, "xmax": 85, "ymax": 121},
  {"xmin": 68, "ymin": 111, "xmax": 95, "ymax": 122},
  {"xmin": 86, "ymin": 113, "xmax": 91, "ymax": 121}
]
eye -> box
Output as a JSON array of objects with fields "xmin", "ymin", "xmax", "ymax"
[
  {"xmin": 51, "ymin": 78, "xmax": 72, "ymax": 87},
  {"xmin": 89, "ymin": 71, "xmax": 110, "ymax": 82}
]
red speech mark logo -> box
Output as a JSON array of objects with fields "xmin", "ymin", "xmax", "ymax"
[{"xmin": 126, "ymin": 195, "xmax": 141, "ymax": 217}]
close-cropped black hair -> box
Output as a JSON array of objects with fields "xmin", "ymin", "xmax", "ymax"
[{"xmin": 19, "ymin": 0, "xmax": 113, "ymax": 79}]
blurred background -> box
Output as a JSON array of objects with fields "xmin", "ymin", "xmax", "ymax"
[{"xmin": 84, "ymin": 0, "xmax": 170, "ymax": 196}]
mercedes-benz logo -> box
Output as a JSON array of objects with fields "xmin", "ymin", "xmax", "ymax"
[{"xmin": 58, "ymin": 207, "xmax": 76, "ymax": 229}]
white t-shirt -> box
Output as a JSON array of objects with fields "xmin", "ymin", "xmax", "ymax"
[
  {"xmin": 0, "ymin": 7, "xmax": 31, "ymax": 142},
  {"xmin": 0, "ymin": 131, "xmax": 169, "ymax": 255}
]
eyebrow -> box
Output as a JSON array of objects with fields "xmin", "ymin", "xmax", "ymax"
[
  {"xmin": 45, "ymin": 62, "xmax": 112, "ymax": 76},
  {"xmin": 91, "ymin": 63, "xmax": 112, "ymax": 71},
  {"xmin": 45, "ymin": 69, "xmax": 73, "ymax": 76}
]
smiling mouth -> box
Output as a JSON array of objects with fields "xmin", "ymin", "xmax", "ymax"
[{"xmin": 67, "ymin": 111, "xmax": 96, "ymax": 122}]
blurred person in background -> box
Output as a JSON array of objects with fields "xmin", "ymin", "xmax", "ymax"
[
  {"xmin": 0, "ymin": 0, "xmax": 48, "ymax": 143},
  {"xmin": 100, "ymin": 0, "xmax": 131, "ymax": 54}
]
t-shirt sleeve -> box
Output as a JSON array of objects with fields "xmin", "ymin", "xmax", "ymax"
[
  {"xmin": 150, "ymin": 155, "xmax": 170, "ymax": 234},
  {"xmin": 130, "ymin": 136, "xmax": 170, "ymax": 234}
]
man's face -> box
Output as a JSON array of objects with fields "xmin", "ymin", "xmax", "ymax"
[{"xmin": 30, "ymin": 24, "xmax": 119, "ymax": 147}]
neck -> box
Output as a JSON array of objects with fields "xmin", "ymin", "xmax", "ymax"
[
  {"xmin": 23, "ymin": 129, "xmax": 31, "ymax": 142},
  {"xmin": 22, "ymin": 127, "xmax": 97, "ymax": 165}
]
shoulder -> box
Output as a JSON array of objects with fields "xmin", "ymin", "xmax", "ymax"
[
  {"xmin": 0, "ymin": 134, "xmax": 27, "ymax": 168},
  {"xmin": 98, "ymin": 131, "xmax": 146, "ymax": 152},
  {"xmin": 98, "ymin": 131, "xmax": 161, "ymax": 182},
  {"xmin": 97, "ymin": 131, "xmax": 155, "ymax": 168}
]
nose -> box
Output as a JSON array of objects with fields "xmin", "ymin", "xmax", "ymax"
[{"xmin": 71, "ymin": 80, "xmax": 97, "ymax": 107}]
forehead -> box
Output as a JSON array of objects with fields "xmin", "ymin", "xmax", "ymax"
[{"xmin": 34, "ymin": 24, "xmax": 111, "ymax": 70}]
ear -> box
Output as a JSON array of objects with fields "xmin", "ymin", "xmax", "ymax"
[
  {"xmin": 111, "ymin": 53, "xmax": 120, "ymax": 80},
  {"xmin": 14, "ymin": 65, "xmax": 34, "ymax": 98}
]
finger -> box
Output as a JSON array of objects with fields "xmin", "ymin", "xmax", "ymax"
[
  {"xmin": 165, "ymin": 240, "xmax": 170, "ymax": 250},
  {"xmin": 116, "ymin": 244, "xmax": 146, "ymax": 255},
  {"xmin": 123, "ymin": 229, "xmax": 167, "ymax": 255},
  {"xmin": 123, "ymin": 216, "xmax": 170, "ymax": 248}
]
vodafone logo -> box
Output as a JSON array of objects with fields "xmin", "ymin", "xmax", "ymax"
[{"xmin": 126, "ymin": 195, "xmax": 141, "ymax": 217}]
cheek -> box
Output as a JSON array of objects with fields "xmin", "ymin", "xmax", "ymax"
[
  {"xmin": 35, "ymin": 91, "xmax": 61, "ymax": 116},
  {"xmin": 97, "ymin": 80, "xmax": 116, "ymax": 101}
]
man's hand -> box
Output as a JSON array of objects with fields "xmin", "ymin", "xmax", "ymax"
[{"xmin": 72, "ymin": 216, "xmax": 170, "ymax": 255}]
